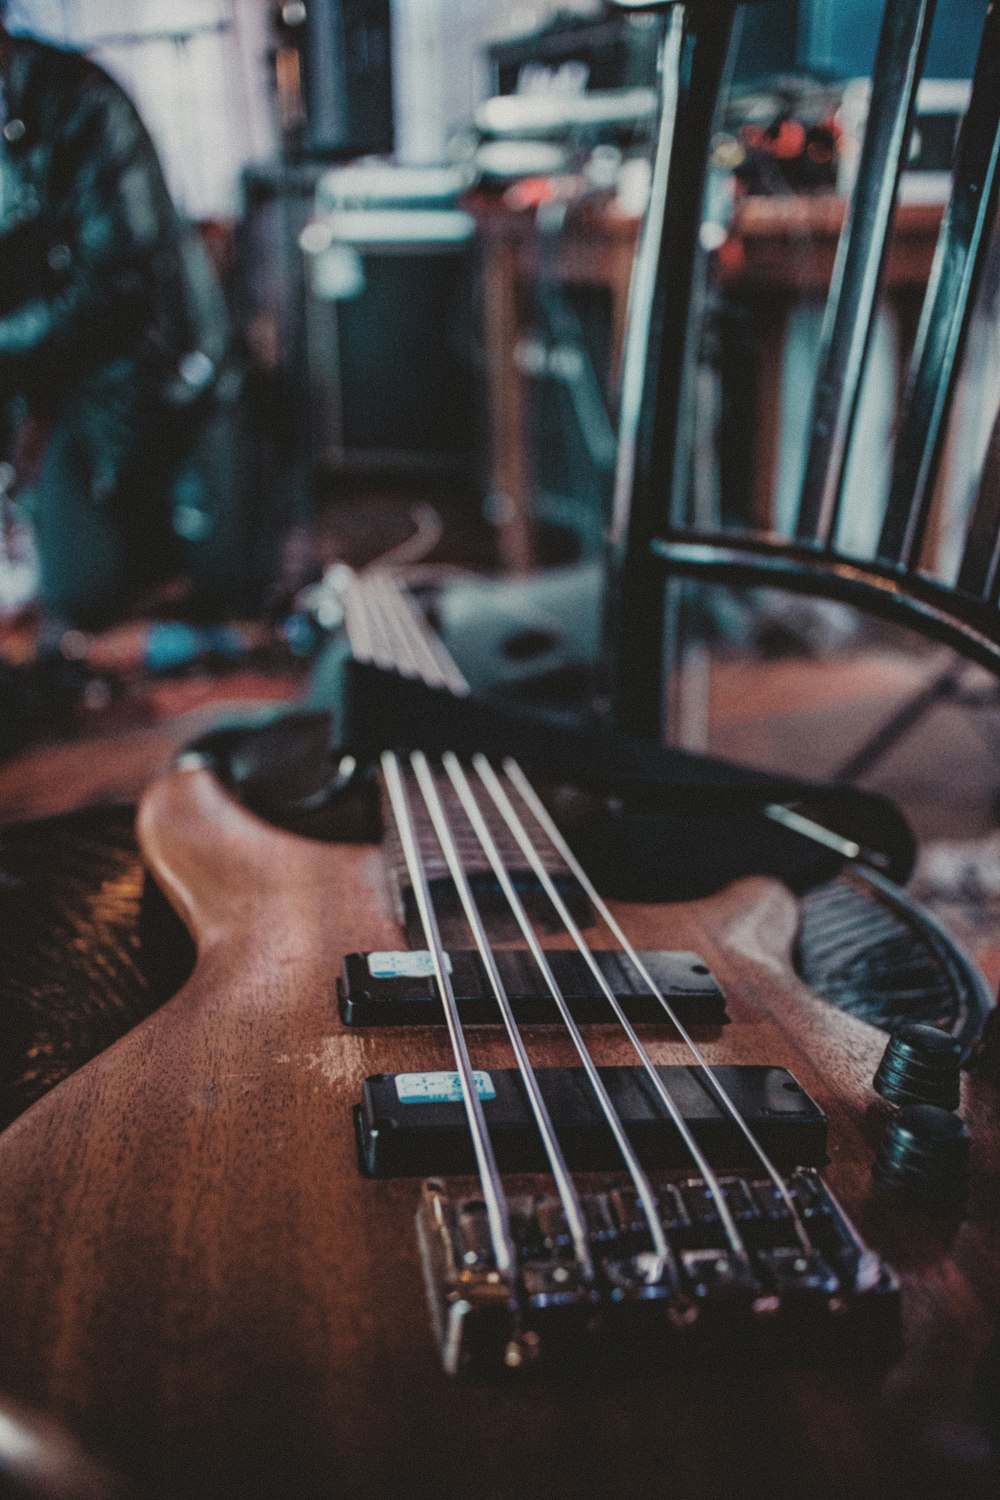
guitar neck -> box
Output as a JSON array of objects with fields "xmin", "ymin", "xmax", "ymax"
[{"xmin": 343, "ymin": 570, "xmax": 589, "ymax": 940}]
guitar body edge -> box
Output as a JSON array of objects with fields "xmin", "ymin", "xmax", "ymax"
[{"xmin": 0, "ymin": 767, "xmax": 994, "ymax": 1500}]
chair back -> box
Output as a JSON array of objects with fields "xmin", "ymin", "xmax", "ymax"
[{"xmin": 605, "ymin": 0, "xmax": 1000, "ymax": 736}]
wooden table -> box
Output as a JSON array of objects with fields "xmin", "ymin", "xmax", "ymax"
[
  {"xmin": 472, "ymin": 191, "xmax": 944, "ymax": 570},
  {"xmin": 469, "ymin": 193, "xmax": 641, "ymax": 571},
  {"xmin": 720, "ymin": 196, "xmax": 944, "ymax": 529}
]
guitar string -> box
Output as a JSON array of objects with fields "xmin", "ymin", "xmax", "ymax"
[
  {"xmin": 359, "ymin": 570, "xmax": 605, "ymax": 1266},
  {"xmin": 362, "ymin": 571, "xmax": 815, "ymax": 1254},
  {"xmin": 381, "ymin": 573, "xmax": 471, "ymax": 697},
  {"xmin": 358, "ymin": 575, "xmax": 399, "ymax": 673},
  {"xmin": 440, "ymin": 748, "xmax": 688, "ymax": 1267},
  {"xmin": 358, "ymin": 574, "xmax": 706, "ymax": 1265},
  {"xmin": 409, "ymin": 750, "xmax": 597, "ymax": 1282},
  {"xmin": 464, "ymin": 752, "xmax": 747, "ymax": 1260},
  {"xmin": 358, "ymin": 573, "xmax": 821, "ymax": 1254},
  {"xmin": 358, "ymin": 575, "xmax": 749, "ymax": 1254},
  {"xmin": 500, "ymin": 761, "xmax": 814, "ymax": 1253},
  {"xmin": 367, "ymin": 570, "xmax": 470, "ymax": 696},
  {"xmin": 360, "ymin": 576, "xmax": 673, "ymax": 1263},
  {"xmin": 346, "ymin": 580, "xmax": 518, "ymax": 1279},
  {"xmin": 380, "ymin": 752, "xmax": 519, "ymax": 1279}
]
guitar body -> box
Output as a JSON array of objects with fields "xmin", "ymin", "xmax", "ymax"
[{"xmin": 0, "ymin": 765, "xmax": 997, "ymax": 1498}]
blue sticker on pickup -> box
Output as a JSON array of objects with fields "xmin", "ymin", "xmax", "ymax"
[
  {"xmin": 395, "ymin": 1070, "xmax": 496, "ymax": 1104},
  {"xmin": 368, "ymin": 951, "xmax": 452, "ymax": 980}
]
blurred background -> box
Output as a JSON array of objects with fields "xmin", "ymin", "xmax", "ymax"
[{"xmin": 1, "ymin": 0, "xmax": 998, "ymax": 988}]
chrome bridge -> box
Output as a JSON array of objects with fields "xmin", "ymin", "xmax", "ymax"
[{"xmin": 417, "ymin": 1170, "xmax": 899, "ymax": 1377}]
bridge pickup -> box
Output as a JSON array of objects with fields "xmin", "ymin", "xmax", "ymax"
[
  {"xmin": 339, "ymin": 949, "xmax": 726, "ymax": 1027},
  {"xmin": 356, "ymin": 1064, "xmax": 826, "ymax": 1177},
  {"xmin": 417, "ymin": 1172, "xmax": 900, "ymax": 1377}
]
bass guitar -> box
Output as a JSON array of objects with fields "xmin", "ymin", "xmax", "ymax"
[{"xmin": 0, "ymin": 570, "xmax": 996, "ymax": 1500}]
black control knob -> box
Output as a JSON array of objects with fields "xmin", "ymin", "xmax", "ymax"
[
  {"xmin": 872, "ymin": 1102, "xmax": 970, "ymax": 1212},
  {"xmin": 873, "ymin": 1022, "xmax": 962, "ymax": 1110}
]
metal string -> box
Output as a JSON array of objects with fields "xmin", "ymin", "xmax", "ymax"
[
  {"xmin": 371, "ymin": 572, "xmax": 813, "ymax": 1253},
  {"xmin": 347, "ymin": 570, "xmax": 813, "ymax": 1257},
  {"xmin": 364, "ymin": 567, "xmax": 863, "ymax": 870},
  {"xmin": 380, "ymin": 750, "xmax": 517, "ymax": 1280},
  {"xmin": 358, "ymin": 576, "xmax": 595, "ymax": 1278},
  {"xmin": 362, "ymin": 575, "xmax": 619, "ymax": 1271},
  {"xmin": 340, "ymin": 576, "xmax": 381, "ymax": 667},
  {"xmin": 501, "ymin": 759, "xmax": 814, "ymax": 1254},
  {"xmin": 363, "ymin": 573, "xmax": 426, "ymax": 678},
  {"xmin": 358, "ymin": 575, "xmax": 671, "ymax": 1264},
  {"xmin": 410, "ymin": 750, "xmax": 596, "ymax": 1282},
  {"xmin": 439, "ymin": 749, "xmax": 673, "ymax": 1266},
  {"xmin": 389, "ymin": 576, "xmax": 471, "ymax": 697},
  {"xmin": 469, "ymin": 753, "xmax": 748, "ymax": 1260},
  {"xmin": 357, "ymin": 576, "xmax": 398, "ymax": 670},
  {"xmin": 365, "ymin": 571, "xmax": 469, "ymax": 694}
]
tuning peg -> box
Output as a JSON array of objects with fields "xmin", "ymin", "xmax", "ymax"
[
  {"xmin": 873, "ymin": 1022, "xmax": 962, "ymax": 1110},
  {"xmin": 872, "ymin": 1102, "xmax": 970, "ymax": 1213}
]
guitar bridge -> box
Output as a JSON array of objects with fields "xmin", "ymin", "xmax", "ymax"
[{"xmin": 416, "ymin": 1171, "xmax": 899, "ymax": 1377}]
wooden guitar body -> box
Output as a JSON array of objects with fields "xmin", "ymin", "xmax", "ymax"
[{"xmin": 0, "ymin": 764, "xmax": 997, "ymax": 1498}]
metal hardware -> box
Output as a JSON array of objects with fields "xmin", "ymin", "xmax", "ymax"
[{"xmin": 417, "ymin": 1171, "xmax": 899, "ymax": 1375}]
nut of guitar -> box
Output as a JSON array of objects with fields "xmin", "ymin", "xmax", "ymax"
[{"xmin": 417, "ymin": 1170, "xmax": 900, "ymax": 1376}]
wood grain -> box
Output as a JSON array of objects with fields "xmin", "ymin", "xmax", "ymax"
[{"xmin": 0, "ymin": 766, "xmax": 996, "ymax": 1499}]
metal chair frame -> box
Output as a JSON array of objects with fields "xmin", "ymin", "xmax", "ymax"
[{"xmin": 604, "ymin": 0, "xmax": 1000, "ymax": 735}]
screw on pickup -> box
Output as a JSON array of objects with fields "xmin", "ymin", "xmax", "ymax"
[{"xmin": 416, "ymin": 1171, "xmax": 899, "ymax": 1377}]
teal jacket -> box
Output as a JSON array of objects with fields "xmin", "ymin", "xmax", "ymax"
[{"xmin": 0, "ymin": 36, "xmax": 226, "ymax": 489}]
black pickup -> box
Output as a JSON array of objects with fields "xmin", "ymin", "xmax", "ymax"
[
  {"xmin": 356, "ymin": 1063, "xmax": 826, "ymax": 1177},
  {"xmin": 339, "ymin": 949, "xmax": 727, "ymax": 1026}
]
